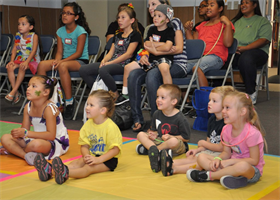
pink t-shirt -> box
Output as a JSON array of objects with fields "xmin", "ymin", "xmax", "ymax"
[
  {"xmin": 196, "ymin": 21, "xmax": 235, "ymax": 64},
  {"xmin": 221, "ymin": 123, "xmax": 265, "ymax": 175}
]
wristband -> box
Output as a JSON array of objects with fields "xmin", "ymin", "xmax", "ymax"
[
  {"xmin": 23, "ymin": 128, "xmax": 28, "ymax": 138},
  {"xmin": 214, "ymin": 157, "xmax": 222, "ymax": 161}
]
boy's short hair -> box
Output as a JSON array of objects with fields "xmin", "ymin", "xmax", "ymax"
[
  {"xmin": 159, "ymin": 84, "xmax": 181, "ymax": 106},
  {"xmin": 154, "ymin": 4, "xmax": 174, "ymax": 22}
]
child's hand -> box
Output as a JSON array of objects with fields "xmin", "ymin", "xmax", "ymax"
[
  {"xmin": 6, "ymin": 61, "xmax": 15, "ymax": 69},
  {"xmin": 84, "ymin": 155, "xmax": 102, "ymax": 165},
  {"xmin": 184, "ymin": 21, "xmax": 193, "ymax": 31},
  {"xmin": 147, "ymin": 130, "xmax": 158, "ymax": 140},
  {"xmin": 11, "ymin": 128, "xmax": 25, "ymax": 139},
  {"xmin": 220, "ymin": 16, "xmax": 231, "ymax": 26},
  {"xmin": 162, "ymin": 134, "xmax": 171, "ymax": 141},
  {"xmin": 209, "ymin": 159, "xmax": 222, "ymax": 172},
  {"xmin": 139, "ymin": 55, "xmax": 150, "ymax": 66},
  {"xmin": 19, "ymin": 61, "xmax": 29, "ymax": 70},
  {"xmin": 186, "ymin": 149, "xmax": 198, "ymax": 157},
  {"xmin": 99, "ymin": 60, "xmax": 107, "ymax": 68}
]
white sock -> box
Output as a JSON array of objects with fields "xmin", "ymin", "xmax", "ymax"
[
  {"xmin": 65, "ymin": 97, "xmax": 73, "ymax": 106},
  {"xmin": 122, "ymin": 87, "xmax": 128, "ymax": 95}
]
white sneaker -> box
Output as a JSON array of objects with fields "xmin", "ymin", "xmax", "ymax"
[
  {"xmin": 136, "ymin": 144, "xmax": 148, "ymax": 155},
  {"xmin": 168, "ymin": 149, "xmax": 173, "ymax": 158},
  {"xmin": 249, "ymin": 91, "xmax": 257, "ymax": 105}
]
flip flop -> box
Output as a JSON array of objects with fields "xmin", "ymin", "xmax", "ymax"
[
  {"xmin": 0, "ymin": 146, "xmax": 10, "ymax": 155},
  {"xmin": 12, "ymin": 92, "xmax": 22, "ymax": 105},
  {"xmin": 5, "ymin": 94, "xmax": 14, "ymax": 102},
  {"xmin": 25, "ymin": 152, "xmax": 38, "ymax": 165},
  {"xmin": 161, "ymin": 149, "xmax": 173, "ymax": 176}
]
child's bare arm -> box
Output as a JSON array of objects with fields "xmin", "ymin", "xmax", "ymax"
[{"xmin": 197, "ymin": 137, "xmax": 223, "ymax": 152}]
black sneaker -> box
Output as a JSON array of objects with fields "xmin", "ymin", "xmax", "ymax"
[
  {"xmin": 115, "ymin": 94, "xmax": 129, "ymax": 106},
  {"xmin": 148, "ymin": 145, "xmax": 160, "ymax": 173},
  {"xmin": 220, "ymin": 175, "xmax": 248, "ymax": 189},
  {"xmin": 34, "ymin": 153, "xmax": 52, "ymax": 182},
  {"xmin": 52, "ymin": 157, "xmax": 69, "ymax": 185},
  {"xmin": 186, "ymin": 169, "xmax": 210, "ymax": 182},
  {"xmin": 136, "ymin": 144, "xmax": 148, "ymax": 155},
  {"xmin": 64, "ymin": 101, "xmax": 76, "ymax": 120}
]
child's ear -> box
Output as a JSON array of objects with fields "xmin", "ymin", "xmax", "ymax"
[
  {"xmin": 130, "ymin": 18, "xmax": 135, "ymax": 25},
  {"xmin": 100, "ymin": 107, "xmax": 107, "ymax": 115},
  {"xmin": 240, "ymin": 107, "xmax": 247, "ymax": 116},
  {"xmin": 75, "ymin": 15, "xmax": 79, "ymax": 21},
  {"xmin": 43, "ymin": 89, "xmax": 50, "ymax": 97},
  {"xmin": 171, "ymin": 98, "xmax": 178, "ymax": 106},
  {"xmin": 29, "ymin": 25, "xmax": 34, "ymax": 31}
]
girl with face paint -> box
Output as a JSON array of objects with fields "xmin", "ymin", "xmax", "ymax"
[{"xmin": 0, "ymin": 75, "xmax": 69, "ymax": 166}]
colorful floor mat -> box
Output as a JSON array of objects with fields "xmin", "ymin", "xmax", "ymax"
[{"xmin": 0, "ymin": 121, "xmax": 279, "ymax": 200}]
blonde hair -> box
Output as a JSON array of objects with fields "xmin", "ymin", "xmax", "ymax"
[
  {"xmin": 89, "ymin": 90, "xmax": 115, "ymax": 118},
  {"xmin": 211, "ymin": 85, "xmax": 235, "ymax": 100},
  {"xmin": 226, "ymin": 90, "xmax": 266, "ymax": 137},
  {"xmin": 158, "ymin": 84, "xmax": 181, "ymax": 106}
]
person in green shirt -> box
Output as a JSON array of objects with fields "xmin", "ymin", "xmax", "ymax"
[{"xmin": 231, "ymin": 0, "xmax": 272, "ymax": 104}]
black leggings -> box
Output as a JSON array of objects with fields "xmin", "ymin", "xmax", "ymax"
[
  {"xmin": 232, "ymin": 49, "xmax": 268, "ymax": 94},
  {"xmin": 79, "ymin": 62, "xmax": 124, "ymax": 92}
]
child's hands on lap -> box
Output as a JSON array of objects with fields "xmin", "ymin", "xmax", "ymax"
[
  {"xmin": 20, "ymin": 61, "xmax": 29, "ymax": 70},
  {"xmin": 84, "ymin": 155, "xmax": 102, "ymax": 166},
  {"xmin": 186, "ymin": 149, "xmax": 198, "ymax": 157},
  {"xmin": 162, "ymin": 134, "xmax": 171, "ymax": 141},
  {"xmin": 11, "ymin": 128, "xmax": 25, "ymax": 139},
  {"xmin": 147, "ymin": 130, "xmax": 158, "ymax": 141},
  {"xmin": 209, "ymin": 159, "xmax": 222, "ymax": 172}
]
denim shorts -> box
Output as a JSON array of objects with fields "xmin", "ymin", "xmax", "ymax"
[
  {"xmin": 186, "ymin": 54, "xmax": 223, "ymax": 74},
  {"xmin": 76, "ymin": 59, "xmax": 89, "ymax": 66},
  {"xmin": 247, "ymin": 166, "xmax": 261, "ymax": 183}
]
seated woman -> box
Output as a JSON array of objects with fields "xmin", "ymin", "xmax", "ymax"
[
  {"xmin": 79, "ymin": 5, "xmax": 142, "ymax": 100},
  {"xmin": 231, "ymin": 0, "xmax": 272, "ymax": 104}
]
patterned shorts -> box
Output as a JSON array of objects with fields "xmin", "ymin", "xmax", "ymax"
[{"xmin": 137, "ymin": 58, "xmax": 172, "ymax": 72}]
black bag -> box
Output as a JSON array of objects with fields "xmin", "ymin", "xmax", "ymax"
[{"xmin": 111, "ymin": 101, "xmax": 133, "ymax": 130}]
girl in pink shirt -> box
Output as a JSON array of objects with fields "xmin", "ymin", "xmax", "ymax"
[
  {"xmin": 186, "ymin": 90, "xmax": 266, "ymax": 189},
  {"xmin": 184, "ymin": 0, "xmax": 235, "ymax": 87}
]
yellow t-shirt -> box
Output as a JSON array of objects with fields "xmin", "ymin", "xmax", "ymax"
[{"xmin": 78, "ymin": 118, "xmax": 122, "ymax": 158}]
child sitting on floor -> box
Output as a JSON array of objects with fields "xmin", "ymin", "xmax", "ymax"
[
  {"xmin": 0, "ymin": 75, "xmax": 69, "ymax": 165},
  {"xmin": 136, "ymin": 84, "xmax": 191, "ymax": 173},
  {"xmin": 187, "ymin": 90, "xmax": 266, "ymax": 189},
  {"xmin": 34, "ymin": 90, "xmax": 122, "ymax": 184},
  {"xmin": 160, "ymin": 86, "xmax": 234, "ymax": 176}
]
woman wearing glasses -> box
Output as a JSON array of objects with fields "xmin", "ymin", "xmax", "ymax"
[{"xmin": 37, "ymin": 2, "xmax": 91, "ymax": 120}]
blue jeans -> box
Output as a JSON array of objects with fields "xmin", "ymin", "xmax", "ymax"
[
  {"xmin": 127, "ymin": 63, "xmax": 187, "ymax": 124},
  {"xmin": 186, "ymin": 54, "xmax": 223, "ymax": 74}
]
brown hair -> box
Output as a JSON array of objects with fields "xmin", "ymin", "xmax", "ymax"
[
  {"xmin": 158, "ymin": 84, "xmax": 181, "ymax": 106},
  {"xmin": 89, "ymin": 90, "xmax": 115, "ymax": 118}
]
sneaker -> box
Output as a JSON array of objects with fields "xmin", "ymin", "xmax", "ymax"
[
  {"xmin": 24, "ymin": 152, "xmax": 38, "ymax": 165},
  {"xmin": 64, "ymin": 100, "xmax": 76, "ymax": 120},
  {"xmin": 167, "ymin": 149, "xmax": 172, "ymax": 158},
  {"xmin": 136, "ymin": 144, "xmax": 148, "ymax": 155},
  {"xmin": 220, "ymin": 175, "xmax": 248, "ymax": 189},
  {"xmin": 52, "ymin": 157, "xmax": 69, "ymax": 185},
  {"xmin": 186, "ymin": 169, "xmax": 210, "ymax": 182},
  {"xmin": 249, "ymin": 92, "xmax": 257, "ymax": 105},
  {"xmin": 34, "ymin": 153, "xmax": 52, "ymax": 181},
  {"xmin": 115, "ymin": 94, "xmax": 129, "ymax": 106},
  {"xmin": 148, "ymin": 145, "xmax": 161, "ymax": 173}
]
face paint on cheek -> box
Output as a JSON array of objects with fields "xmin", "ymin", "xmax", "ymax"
[
  {"xmin": 160, "ymin": 20, "xmax": 165, "ymax": 24},
  {"xmin": 35, "ymin": 91, "xmax": 41, "ymax": 96}
]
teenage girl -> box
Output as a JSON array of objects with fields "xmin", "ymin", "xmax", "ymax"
[
  {"xmin": 161, "ymin": 86, "xmax": 234, "ymax": 176},
  {"xmin": 79, "ymin": 4, "xmax": 142, "ymax": 101},
  {"xmin": 184, "ymin": 0, "xmax": 234, "ymax": 87},
  {"xmin": 34, "ymin": 90, "xmax": 122, "ymax": 185},
  {"xmin": 187, "ymin": 90, "xmax": 266, "ymax": 189},
  {"xmin": 37, "ymin": 2, "xmax": 91, "ymax": 120},
  {"xmin": 0, "ymin": 75, "xmax": 69, "ymax": 165},
  {"xmin": 5, "ymin": 15, "xmax": 42, "ymax": 104}
]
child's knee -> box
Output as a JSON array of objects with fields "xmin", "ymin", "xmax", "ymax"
[
  {"xmin": 158, "ymin": 64, "xmax": 170, "ymax": 74},
  {"xmin": 1, "ymin": 134, "xmax": 12, "ymax": 144},
  {"xmin": 233, "ymin": 161, "xmax": 252, "ymax": 173},
  {"xmin": 137, "ymin": 131, "xmax": 147, "ymax": 140}
]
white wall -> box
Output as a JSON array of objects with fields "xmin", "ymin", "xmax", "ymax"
[{"xmin": 0, "ymin": 0, "xmax": 63, "ymax": 8}]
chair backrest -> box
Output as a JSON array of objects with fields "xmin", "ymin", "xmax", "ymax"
[
  {"xmin": 228, "ymin": 38, "xmax": 238, "ymax": 56},
  {"xmin": 40, "ymin": 35, "xmax": 55, "ymax": 60},
  {"xmin": 0, "ymin": 35, "xmax": 11, "ymax": 66},
  {"xmin": 185, "ymin": 39, "xmax": 206, "ymax": 60},
  {"xmin": 104, "ymin": 37, "xmax": 114, "ymax": 56},
  {"xmin": 88, "ymin": 35, "xmax": 101, "ymax": 63}
]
